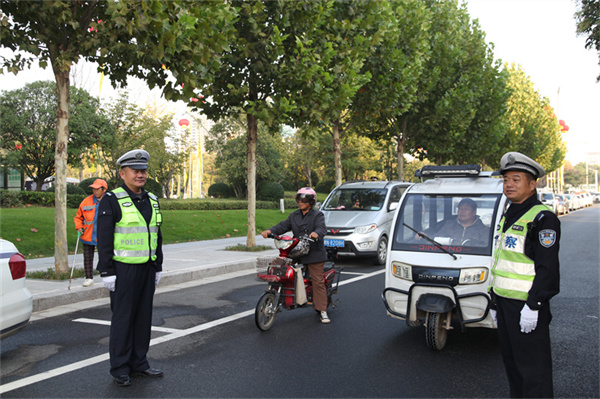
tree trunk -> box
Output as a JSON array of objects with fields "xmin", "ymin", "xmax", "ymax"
[
  {"xmin": 246, "ymin": 113, "xmax": 258, "ymax": 247},
  {"xmin": 397, "ymin": 118, "xmax": 408, "ymax": 181},
  {"xmin": 332, "ymin": 121, "xmax": 343, "ymax": 186},
  {"xmin": 35, "ymin": 176, "xmax": 45, "ymax": 191},
  {"xmin": 53, "ymin": 69, "xmax": 70, "ymax": 273}
]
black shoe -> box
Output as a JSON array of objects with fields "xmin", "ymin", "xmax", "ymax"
[
  {"xmin": 114, "ymin": 375, "xmax": 131, "ymax": 387},
  {"xmin": 132, "ymin": 368, "xmax": 163, "ymax": 378}
]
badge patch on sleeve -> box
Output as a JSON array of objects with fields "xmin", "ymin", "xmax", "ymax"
[{"xmin": 539, "ymin": 229, "xmax": 556, "ymax": 248}]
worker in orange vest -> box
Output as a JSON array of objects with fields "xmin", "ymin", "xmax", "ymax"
[{"xmin": 74, "ymin": 178, "xmax": 108, "ymax": 287}]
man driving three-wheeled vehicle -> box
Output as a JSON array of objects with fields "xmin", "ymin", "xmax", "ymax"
[{"xmin": 382, "ymin": 165, "xmax": 507, "ymax": 350}]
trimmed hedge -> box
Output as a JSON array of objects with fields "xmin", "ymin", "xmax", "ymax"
[
  {"xmin": 0, "ymin": 189, "xmax": 86, "ymax": 208},
  {"xmin": 208, "ymin": 182, "xmax": 234, "ymax": 198},
  {"xmin": 0, "ymin": 189, "xmax": 298, "ymax": 210},
  {"xmin": 279, "ymin": 180, "xmax": 295, "ymax": 191},
  {"xmin": 257, "ymin": 182, "xmax": 284, "ymax": 201},
  {"xmin": 316, "ymin": 180, "xmax": 336, "ymax": 193},
  {"xmin": 159, "ymin": 198, "xmax": 297, "ymax": 210},
  {"xmin": 45, "ymin": 184, "xmax": 87, "ymax": 195}
]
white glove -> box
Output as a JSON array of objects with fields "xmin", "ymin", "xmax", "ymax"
[
  {"xmin": 490, "ymin": 309, "xmax": 497, "ymax": 324},
  {"xmin": 155, "ymin": 271, "xmax": 162, "ymax": 286},
  {"xmin": 520, "ymin": 304, "xmax": 538, "ymax": 333},
  {"xmin": 102, "ymin": 275, "xmax": 116, "ymax": 292}
]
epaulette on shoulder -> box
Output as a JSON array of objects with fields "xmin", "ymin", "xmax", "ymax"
[{"xmin": 106, "ymin": 192, "xmax": 113, "ymax": 196}]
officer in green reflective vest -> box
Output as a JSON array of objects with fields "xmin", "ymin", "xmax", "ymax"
[
  {"xmin": 97, "ymin": 149, "xmax": 164, "ymax": 387},
  {"xmin": 489, "ymin": 152, "xmax": 560, "ymax": 398}
]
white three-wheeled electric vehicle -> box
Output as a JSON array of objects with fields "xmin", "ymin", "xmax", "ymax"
[{"xmin": 382, "ymin": 165, "xmax": 508, "ymax": 350}]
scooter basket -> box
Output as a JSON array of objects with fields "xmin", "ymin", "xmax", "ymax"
[{"xmin": 256, "ymin": 256, "xmax": 291, "ymax": 276}]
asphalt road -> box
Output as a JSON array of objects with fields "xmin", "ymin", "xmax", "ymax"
[{"xmin": 1, "ymin": 206, "xmax": 598, "ymax": 398}]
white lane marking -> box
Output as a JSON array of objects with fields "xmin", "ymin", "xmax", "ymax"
[
  {"xmin": 339, "ymin": 270, "xmax": 379, "ymax": 276},
  {"xmin": 0, "ymin": 268, "xmax": 383, "ymax": 394},
  {"xmin": 339, "ymin": 268, "xmax": 385, "ymax": 285},
  {"xmin": 73, "ymin": 318, "xmax": 182, "ymax": 334}
]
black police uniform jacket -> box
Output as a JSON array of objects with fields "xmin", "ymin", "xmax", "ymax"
[
  {"xmin": 96, "ymin": 184, "xmax": 163, "ymax": 277},
  {"xmin": 498, "ymin": 192, "xmax": 560, "ymax": 310}
]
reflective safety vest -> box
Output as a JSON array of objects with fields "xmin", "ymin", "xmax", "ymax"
[
  {"xmin": 490, "ymin": 205, "xmax": 549, "ymax": 300},
  {"xmin": 112, "ymin": 187, "xmax": 162, "ymax": 264},
  {"xmin": 74, "ymin": 195, "xmax": 101, "ymax": 245}
]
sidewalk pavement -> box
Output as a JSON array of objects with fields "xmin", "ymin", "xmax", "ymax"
[{"xmin": 26, "ymin": 235, "xmax": 276, "ymax": 315}]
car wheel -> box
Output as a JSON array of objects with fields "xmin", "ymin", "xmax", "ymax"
[{"xmin": 373, "ymin": 236, "xmax": 388, "ymax": 265}]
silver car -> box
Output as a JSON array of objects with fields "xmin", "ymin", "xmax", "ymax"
[
  {"xmin": 321, "ymin": 180, "xmax": 413, "ymax": 265},
  {"xmin": 1, "ymin": 239, "xmax": 33, "ymax": 339}
]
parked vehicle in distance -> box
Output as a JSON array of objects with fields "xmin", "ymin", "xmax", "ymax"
[
  {"xmin": 321, "ymin": 180, "xmax": 413, "ymax": 265},
  {"xmin": 538, "ymin": 191, "xmax": 558, "ymax": 214},
  {"xmin": 576, "ymin": 194, "xmax": 584, "ymax": 209},
  {"xmin": 582, "ymin": 192, "xmax": 594, "ymax": 207},
  {"xmin": 593, "ymin": 193, "xmax": 600, "ymax": 204},
  {"xmin": 555, "ymin": 194, "xmax": 569, "ymax": 215},
  {"xmin": 565, "ymin": 194, "xmax": 578, "ymax": 211},
  {"xmin": 0, "ymin": 239, "xmax": 33, "ymax": 340}
]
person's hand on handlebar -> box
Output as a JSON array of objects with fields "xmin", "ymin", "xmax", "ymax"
[
  {"xmin": 261, "ymin": 230, "xmax": 271, "ymax": 239},
  {"xmin": 309, "ymin": 232, "xmax": 319, "ymax": 241}
]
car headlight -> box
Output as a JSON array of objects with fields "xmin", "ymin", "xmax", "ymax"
[
  {"xmin": 354, "ymin": 224, "xmax": 377, "ymax": 234},
  {"xmin": 459, "ymin": 268, "xmax": 487, "ymax": 284},
  {"xmin": 392, "ymin": 261, "xmax": 412, "ymax": 281}
]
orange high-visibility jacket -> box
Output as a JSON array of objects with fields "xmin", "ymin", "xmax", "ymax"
[{"xmin": 74, "ymin": 195, "xmax": 102, "ymax": 245}]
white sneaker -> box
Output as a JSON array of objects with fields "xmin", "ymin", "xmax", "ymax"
[
  {"xmin": 82, "ymin": 278, "xmax": 94, "ymax": 287},
  {"xmin": 320, "ymin": 311, "xmax": 330, "ymax": 324}
]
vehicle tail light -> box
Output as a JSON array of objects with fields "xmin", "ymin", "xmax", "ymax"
[{"xmin": 9, "ymin": 253, "xmax": 27, "ymax": 280}]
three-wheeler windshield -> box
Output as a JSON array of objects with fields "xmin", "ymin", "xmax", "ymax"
[{"xmin": 391, "ymin": 194, "xmax": 502, "ymax": 256}]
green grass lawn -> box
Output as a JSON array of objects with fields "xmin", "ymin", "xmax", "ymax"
[{"xmin": 0, "ymin": 206, "xmax": 294, "ymax": 259}]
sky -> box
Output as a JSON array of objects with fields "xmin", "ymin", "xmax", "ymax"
[
  {"xmin": 466, "ymin": 0, "xmax": 600, "ymax": 164},
  {"xmin": 1, "ymin": 0, "xmax": 599, "ymax": 164}
]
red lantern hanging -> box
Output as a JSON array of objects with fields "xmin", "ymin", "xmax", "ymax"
[{"xmin": 178, "ymin": 119, "xmax": 190, "ymax": 127}]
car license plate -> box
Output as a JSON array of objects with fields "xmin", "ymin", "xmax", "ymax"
[{"xmin": 324, "ymin": 239, "xmax": 344, "ymax": 248}]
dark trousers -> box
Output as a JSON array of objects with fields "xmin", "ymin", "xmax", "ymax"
[
  {"xmin": 82, "ymin": 243, "xmax": 95, "ymax": 279},
  {"xmin": 109, "ymin": 262, "xmax": 156, "ymax": 377},
  {"xmin": 495, "ymin": 295, "xmax": 554, "ymax": 398}
]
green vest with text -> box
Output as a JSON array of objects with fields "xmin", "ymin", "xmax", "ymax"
[
  {"xmin": 112, "ymin": 187, "xmax": 162, "ymax": 264},
  {"xmin": 490, "ymin": 204, "xmax": 548, "ymax": 300}
]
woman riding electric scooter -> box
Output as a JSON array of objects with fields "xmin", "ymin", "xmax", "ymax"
[{"xmin": 261, "ymin": 187, "xmax": 331, "ymax": 324}]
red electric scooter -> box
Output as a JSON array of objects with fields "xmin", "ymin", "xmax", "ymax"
[{"xmin": 254, "ymin": 234, "xmax": 342, "ymax": 331}]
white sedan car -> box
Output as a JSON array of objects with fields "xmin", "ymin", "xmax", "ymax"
[{"xmin": 1, "ymin": 239, "xmax": 33, "ymax": 339}]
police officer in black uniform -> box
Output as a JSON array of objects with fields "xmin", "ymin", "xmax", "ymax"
[
  {"xmin": 97, "ymin": 149, "xmax": 164, "ymax": 387},
  {"xmin": 490, "ymin": 152, "xmax": 560, "ymax": 398}
]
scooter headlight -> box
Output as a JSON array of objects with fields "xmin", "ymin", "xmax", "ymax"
[
  {"xmin": 392, "ymin": 261, "xmax": 412, "ymax": 281},
  {"xmin": 459, "ymin": 268, "xmax": 488, "ymax": 284},
  {"xmin": 354, "ymin": 224, "xmax": 377, "ymax": 234}
]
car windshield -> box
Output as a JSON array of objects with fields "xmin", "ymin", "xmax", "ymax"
[
  {"xmin": 391, "ymin": 194, "xmax": 501, "ymax": 256},
  {"xmin": 542, "ymin": 193, "xmax": 554, "ymax": 200},
  {"xmin": 322, "ymin": 188, "xmax": 388, "ymax": 211}
]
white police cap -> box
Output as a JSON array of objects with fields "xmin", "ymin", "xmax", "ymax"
[
  {"xmin": 117, "ymin": 149, "xmax": 150, "ymax": 170},
  {"xmin": 499, "ymin": 151, "xmax": 545, "ymax": 179}
]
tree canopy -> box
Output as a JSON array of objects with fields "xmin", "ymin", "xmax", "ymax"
[
  {"xmin": 0, "ymin": 0, "xmax": 237, "ymax": 271},
  {"xmin": 575, "ymin": 0, "xmax": 600, "ymax": 81},
  {"xmin": 0, "ymin": 80, "xmax": 108, "ymax": 190}
]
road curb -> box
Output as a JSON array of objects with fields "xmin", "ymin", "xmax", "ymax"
[{"xmin": 32, "ymin": 260, "xmax": 256, "ymax": 313}]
